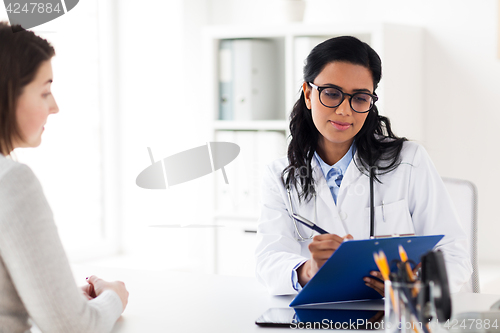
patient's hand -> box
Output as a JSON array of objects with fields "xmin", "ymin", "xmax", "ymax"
[
  {"xmin": 85, "ymin": 275, "xmax": 129, "ymax": 311},
  {"xmin": 80, "ymin": 284, "xmax": 94, "ymax": 300}
]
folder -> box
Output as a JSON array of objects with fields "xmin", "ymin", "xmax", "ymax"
[
  {"xmin": 289, "ymin": 234, "xmax": 444, "ymax": 307},
  {"xmin": 232, "ymin": 39, "xmax": 277, "ymax": 120},
  {"xmin": 219, "ymin": 40, "xmax": 233, "ymax": 120},
  {"xmin": 234, "ymin": 131, "xmax": 257, "ymax": 214},
  {"xmin": 214, "ymin": 131, "xmax": 237, "ymax": 212}
]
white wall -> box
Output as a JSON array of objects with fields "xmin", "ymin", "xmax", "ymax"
[
  {"xmin": 2, "ymin": 0, "xmax": 498, "ymax": 271},
  {"xmin": 116, "ymin": 0, "xmax": 500, "ymax": 269},
  {"xmin": 117, "ymin": 0, "xmax": 216, "ymax": 272},
  {"xmin": 205, "ymin": 0, "xmax": 500, "ymax": 264}
]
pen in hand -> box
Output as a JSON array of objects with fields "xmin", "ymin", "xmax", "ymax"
[
  {"xmin": 299, "ymin": 233, "xmax": 353, "ymax": 286},
  {"xmin": 291, "ymin": 213, "xmax": 329, "ymax": 234}
]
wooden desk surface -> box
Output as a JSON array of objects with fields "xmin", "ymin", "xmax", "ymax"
[{"xmin": 71, "ymin": 265, "xmax": 500, "ymax": 333}]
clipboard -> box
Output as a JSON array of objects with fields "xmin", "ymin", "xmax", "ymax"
[{"xmin": 289, "ymin": 234, "xmax": 444, "ymax": 307}]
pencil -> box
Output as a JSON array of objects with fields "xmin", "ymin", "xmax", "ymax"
[
  {"xmin": 373, "ymin": 251, "xmax": 398, "ymax": 316},
  {"xmin": 398, "ymin": 245, "xmax": 416, "ymax": 282},
  {"xmin": 399, "ymin": 245, "xmax": 419, "ymax": 297}
]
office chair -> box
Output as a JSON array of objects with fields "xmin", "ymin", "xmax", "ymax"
[{"xmin": 442, "ymin": 177, "xmax": 480, "ymax": 293}]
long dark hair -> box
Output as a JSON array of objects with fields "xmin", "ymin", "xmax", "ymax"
[
  {"xmin": 282, "ymin": 36, "xmax": 407, "ymax": 203},
  {"xmin": 0, "ymin": 22, "xmax": 55, "ymax": 155}
]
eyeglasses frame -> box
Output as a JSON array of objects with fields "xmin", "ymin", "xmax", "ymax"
[{"xmin": 308, "ymin": 82, "xmax": 378, "ymax": 113}]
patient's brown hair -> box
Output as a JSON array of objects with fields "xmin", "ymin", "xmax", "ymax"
[{"xmin": 0, "ymin": 22, "xmax": 55, "ymax": 155}]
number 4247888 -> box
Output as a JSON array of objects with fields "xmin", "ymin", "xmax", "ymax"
[
  {"xmin": 6, "ymin": 3, "xmax": 62, "ymax": 14},
  {"xmin": 445, "ymin": 319, "xmax": 499, "ymax": 330}
]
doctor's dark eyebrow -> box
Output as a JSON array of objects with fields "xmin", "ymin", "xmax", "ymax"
[{"xmin": 316, "ymin": 83, "xmax": 372, "ymax": 93}]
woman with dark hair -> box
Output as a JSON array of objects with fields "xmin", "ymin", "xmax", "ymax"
[
  {"xmin": 0, "ymin": 22, "xmax": 128, "ymax": 332},
  {"xmin": 255, "ymin": 36, "xmax": 472, "ymax": 296}
]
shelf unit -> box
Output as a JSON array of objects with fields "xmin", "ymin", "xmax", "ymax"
[{"xmin": 202, "ymin": 23, "xmax": 423, "ymax": 276}]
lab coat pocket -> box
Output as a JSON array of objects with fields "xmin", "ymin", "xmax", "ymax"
[{"xmin": 366, "ymin": 199, "xmax": 415, "ymax": 236}]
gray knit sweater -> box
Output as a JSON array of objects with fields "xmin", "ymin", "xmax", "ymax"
[{"xmin": 0, "ymin": 154, "xmax": 122, "ymax": 333}]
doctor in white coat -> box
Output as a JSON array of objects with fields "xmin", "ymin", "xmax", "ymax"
[{"xmin": 255, "ymin": 36, "xmax": 472, "ymax": 296}]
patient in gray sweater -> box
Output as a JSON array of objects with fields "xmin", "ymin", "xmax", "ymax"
[{"xmin": 0, "ymin": 22, "xmax": 128, "ymax": 332}]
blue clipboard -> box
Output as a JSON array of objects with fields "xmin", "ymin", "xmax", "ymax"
[{"xmin": 289, "ymin": 234, "xmax": 444, "ymax": 307}]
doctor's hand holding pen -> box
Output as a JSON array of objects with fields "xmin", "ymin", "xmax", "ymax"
[{"xmin": 297, "ymin": 234, "xmax": 353, "ymax": 286}]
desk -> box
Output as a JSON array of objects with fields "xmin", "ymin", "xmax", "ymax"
[{"xmin": 71, "ymin": 265, "xmax": 500, "ymax": 333}]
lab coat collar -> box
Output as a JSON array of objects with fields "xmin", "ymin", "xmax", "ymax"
[
  {"xmin": 311, "ymin": 157, "xmax": 332, "ymax": 202},
  {"xmin": 336, "ymin": 150, "xmax": 365, "ymax": 206}
]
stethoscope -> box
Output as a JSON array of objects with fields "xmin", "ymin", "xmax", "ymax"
[{"xmin": 286, "ymin": 167, "xmax": 377, "ymax": 241}]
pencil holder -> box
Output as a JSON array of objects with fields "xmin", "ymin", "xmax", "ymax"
[{"xmin": 385, "ymin": 281, "xmax": 444, "ymax": 333}]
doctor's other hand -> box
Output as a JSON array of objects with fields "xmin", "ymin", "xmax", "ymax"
[
  {"xmin": 364, "ymin": 271, "xmax": 384, "ymax": 296},
  {"xmin": 86, "ymin": 275, "xmax": 129, "ymax": 311},
  {"xmin": 297, "ymin": 234, "xmax": 353, "ymax": 287}
]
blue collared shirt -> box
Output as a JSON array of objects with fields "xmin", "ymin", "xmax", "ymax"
[
  {"xmin": 313, "ymin": 143, "xmax": 356, "ymax": 204},
  {"xmin": 291, "ymin": 143, "xmax": 356, "ymax": 291}
]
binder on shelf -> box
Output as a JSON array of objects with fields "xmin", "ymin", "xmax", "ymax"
[
  {"xmin": 219, "ymin": 40, "xmax": 233, "ymax": 120},
  {"xmin": 255, "ymin": 131, "xmax": 287, "ymax": 207},
  {"xmin": 218, "ymin": 39, "xmax": 278, "ymax": 121},
  {"xmin": 232, "ymin": 40, "xmax": 252, "ymax": 121},
  {"xmin": 289, "ymin": 234, "xmax": 444, "ymax": 307},
  {"xmin": 234, "ymin": 131, "xmax": 258, "ymax": 214},
  {"xmin": 214, "ymin": 131, "xmax": 237, "ymax": 212},
  {"xmin": 214, "ymin": 130, "xmax": 287, "ymax": 216}
]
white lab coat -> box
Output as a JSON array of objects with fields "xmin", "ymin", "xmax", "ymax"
[{"xmin": 255, "ymin": 141, "xmax": 472, "ymax": 295}]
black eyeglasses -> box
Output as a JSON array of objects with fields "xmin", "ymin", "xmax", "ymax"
[{"xmin": 308, "ymin": 82, "xmax": 378, "ymax": 113}]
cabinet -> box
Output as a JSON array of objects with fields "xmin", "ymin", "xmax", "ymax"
[{"xmin": 202, "ymin": 23, "xmax": 423, "ymax": 276}]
